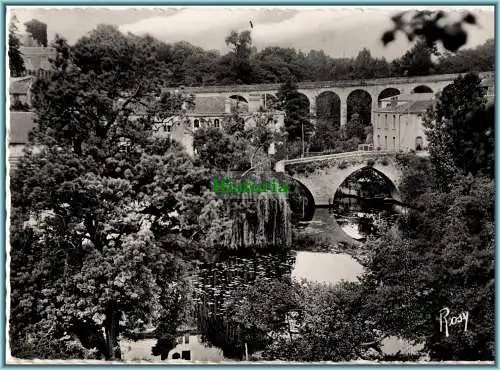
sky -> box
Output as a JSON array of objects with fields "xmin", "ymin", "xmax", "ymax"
[{"xmin": 9, "ymin": 6, "xmax": 495, "ymax": 60}]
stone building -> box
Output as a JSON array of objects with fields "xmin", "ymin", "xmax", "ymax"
[
  {"xmin": 154, "ymin": 95, "xmax": 285, "ymax": 156},
  {"xmin": 373, "ymin": 76, "xmax": 495, "ymax": 153},
  {"xmin": 373, "ymin": 94, "xmax": 434, "ymax": 152},
  {"xmin": 8, "ymin": 81, "xmax": 285, "ymax": 163},
  {"xmin": 16, "ymin": 32, "xmax": 56, "ymax": 78}
]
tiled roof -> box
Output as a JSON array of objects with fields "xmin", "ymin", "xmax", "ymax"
[
  {"xmin": 193, "ymin": 96, "xmax": 227, "ymax": 114},
  {"xmin": 380, "ymin": 93, "xmax": 434, "ymax": 102},
  {"xmin": 9, "ymin": 112, "xmax": 36, "ymax": 144},
  {"xmin": 9, "ymin": 77, "xmax": 33, "ymax": 95},
  {"xmin": 376, "ymin": 100, "xmax": 434, "ymax": 114}
]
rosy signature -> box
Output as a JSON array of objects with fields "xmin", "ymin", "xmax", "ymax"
[{"xmin": 439, "ymin": 307, "xmax": 469, "ymax": 337}]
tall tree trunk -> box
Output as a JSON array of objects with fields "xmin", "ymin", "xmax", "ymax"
[{"xmin": 104, "ymin": 308, "xmax": 122, "ymax": 360}]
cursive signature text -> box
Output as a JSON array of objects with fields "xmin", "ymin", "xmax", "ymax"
[{"xmin": 439, "ymin": 307, "xmax": 469, "ymax": 337}]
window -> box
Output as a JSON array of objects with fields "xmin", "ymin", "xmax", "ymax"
[
  {"xmin": 384, "ymin": 136, "xmax": 388, "ymax": 148},
  {"xmin": 377, "ymin": 135, "xmax": 380, "ymax": 147},
  {"xmin": 167, "ymin": 125, "xmax": 171, "ymax": 133},
  {"xmin": 416, "ymin": 136, "xmax": 423, "ymax": 151},
  {"xmin": 393, "ymin": 136, "xmax": 396, "ymax": 149},
  {"xmin": 181, "ymin": 351, "xmax": 191, "ymax": 360},
  {"xmin": 214, "ymin": 119, "xmax": 220, "ymax": 128},
  {"xmin": 194, "ymin": 119, "xmax": 200, "ymax": 128},
  {"xmin": 184, "ymin": 334, "xmax": 189, "ymax": 344},
  {"xmin": 384, "ymin": 114, "xmax": 388, "ymax": 129},
  {"xmin": 392, "ymin": 115, "xmax": 396, "ymax": 129}
]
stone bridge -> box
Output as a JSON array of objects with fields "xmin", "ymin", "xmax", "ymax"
[
  {"xmin": 275, "ymin": 151, "xmax": 405, "ymax": 207},
  {"xmin": 180, "ymin": 72, "xmax": 493, "ymax": 126}
]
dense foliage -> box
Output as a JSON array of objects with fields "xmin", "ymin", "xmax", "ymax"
[
  {"xmin": 24, "ymin": 19, "xmax": 48, "ymax": 47},
  {"xmin": 10, "ymin": 26, "xmax": 215, "ymax": 360},
  {"xmin": 382, "ymin": 10, "xmax": 480, "ymax": 52},
  {"xmin": 359, "ymin": 73, "xmax": 495, "ymax": 361},
  {"xmin": 9, "ymin": 15, "xmax": 494, "ymax": 363},
  {"xmin": 9, "ymin": 15, "xmax": 26, "ymax": 77},
  {"xmin": 423, "ymin": 73, "xmax": 494, "ymax": 185},
  {"xmin": 31, "ymin": 28, "xmax": 490, "ymax": 88}
]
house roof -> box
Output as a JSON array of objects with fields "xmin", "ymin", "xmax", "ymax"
[
  {"xmin": 9, "ymin": 76, "xmax": 33, "ymax": 95},
  {"xmin": 375, "ymin": 99, "xmax": 434, "ymax": 114},
  {"xmin": 380, "ymin": 93, "xmax": 434, "ymax": 102},
  {"xmin": 9, "ymin": 112, "xmax": 36, "ymax": 144},
  {"xmin": 193, "ymin": 96, "xmax": 227, "ymax": 114}
]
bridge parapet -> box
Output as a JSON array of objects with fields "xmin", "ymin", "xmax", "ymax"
[
  {"xmin": 281, "ymin": 150, "xmax": 396, "ymax": 167},
  {"xmin": 180, "ymin": 71, "xmax": 494, "ymax": 94},
  {"xmin": 278, "ymin": 151, "xmax": 404, "ymax": 206}
]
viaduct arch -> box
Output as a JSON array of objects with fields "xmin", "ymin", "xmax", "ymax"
[{"xmin": 181, "ymin": 72, "xmax": 493, "ymax": 126}]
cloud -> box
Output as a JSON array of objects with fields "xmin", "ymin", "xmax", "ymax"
[
  {"xmin": 119, "ymin": 6, "xmax": 494, "ymax": 59},
  {"xmin": 120, "ymin": 8, "xmax": 275, "ymax": 51},
  {"xmin": 11, "ymin": 6, "xmax": 494, "ymax": 59}
]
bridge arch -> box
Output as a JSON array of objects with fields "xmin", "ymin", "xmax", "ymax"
[
  {"xmin": 347, "ymin": 89, "xmax": 373, "ymax": 125},
  {"xmin": 229, "ymin": 94, "xmax": 249, "ymax": 113},
  {"xmin": 286, "ymin": 156, "xmax": 402, "ymax": 207},
  {"xmin": 229, "ymin": 94, "xmax": 248, "ymax": 103},
  {"xmin": 334, "ymin": 166, "xmax": 399, "ymax": 201},
  {"xmin": 296, "ymin": 92, "xmax": 311, "ymax": 113},
  {"xmin": 412, "ymin": 85, "xmax": 433, "ymax": 93},
  {"xmin": 316, "ymin": 91, "xmax": 341, "ymax": 130},
  {"xmin": 284, "ymin": 175, "xmax": 316, "ymax": 221},
  {"xmin": 378, "ymin": 88, "xmax": 401, "ymax": 107}
]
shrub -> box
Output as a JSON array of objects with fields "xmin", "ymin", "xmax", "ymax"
[
  {"xmin": 338, "ymin": 161, "xmax": 348, "ymax": 169},
  {"xmin": 381, "ymin": 158, "xmax": 389, "ymax": 166},
  {"xmin": 366, "ymin": 159, "xmax": 375, "ymax": 166},
  {"xmin": 305, "ymin": 164, "xmax": 315, "ymax": 174}
]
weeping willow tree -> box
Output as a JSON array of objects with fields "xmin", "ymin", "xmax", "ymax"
[
  {"xmin": 187, "ymin": 171, "xmax": 295, "ymax": 359},
  {"xmin": 187, "ymin": 113, "xmax": 297, "ymax": 358}
]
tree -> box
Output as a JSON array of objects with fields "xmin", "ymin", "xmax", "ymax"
[
  {"xmin": 225, "ymin": 30, "xmax": 253, "ymax": 84},
  {"xmin": 193, "ymin": 126, "xmax": 250, "ymax": 171},
  {"xmin": 10, "ymin": 27, "xmax": 211, "ymax": 360},
  {"xmin": 351, "ymin": 48, "xmax": 390, "ymax": 79},
  {"xmin": 201, "ymin": 277, "xmax": 301, "ymax": 359},
  {"xmin": 346, "ymin": 90, "xmax": 372, "ymax": 126},
  {"xmin": 435, "ymin": 39, "xmax": 494, "ymax": 74},
  {"xmin": 382, "ymin": 10, "xmax": 479, "ymax": 52},
  {"xmin": 276, "ymin": 79, "xmax": 312, "ymax": 143},
  {"xmin": 391, "ymin": 39, "xmax": 437, "ymax": 77},
  {"xmin": 360, "ymin": 170, "xmax": 494, "ymax": 361},
  {"xmin": 9, "ymin": 15, "xmax": 25, "ymax": 77},
  {"xmin": 24, "ymin": 19, "xmax": 48, "ymax": 47},
  {"xmin": 263, "ymin": 281, "xmax": 377, "ymax": 361},
  {"xmin": 423, "ymin": 73, "xmax": 494, "ymax": 185},
  {"xmin": 344, "ymin": 113, "xmax": 366, "ymax": 141},
  {"xmin": 357, "ymin": 73, "xmax": 495, "ymax": 361}
]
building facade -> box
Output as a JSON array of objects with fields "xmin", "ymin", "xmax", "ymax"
[
  {"xmin": 153, "ymin": 95, "xmax": 285, "ymax": 156},
  {"xmin": 373, "ymin": 95, "xmax": 433, "ymax": 152}
]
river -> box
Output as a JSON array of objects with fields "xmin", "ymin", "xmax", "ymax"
[{"xmin": 122, "ymin": 193, "xmax": 415, "ymax": 361}]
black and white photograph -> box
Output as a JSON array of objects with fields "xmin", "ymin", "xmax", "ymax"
[{"xmin": 6, "ymin": 5, "xmax": 495, "ymax": 363}]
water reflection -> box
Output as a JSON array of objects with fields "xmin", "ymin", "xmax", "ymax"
[
  {"xmin": 292, "ymin": 251, "xmax": 363, "ymax": 284},
  {"xmin": 333, "ymin": 167, "xmax": 400, "ymax": 240},
  {"xmin": 192, "ymin": 247, "xmax": 365, "ymax": 358},
  {"xmin": 333, "ymin": 197, "xmax": 399, "ymax": 240},
  {"xmin": 192, "ymin": 249, "xmax": 295, "ymax": 358}
]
